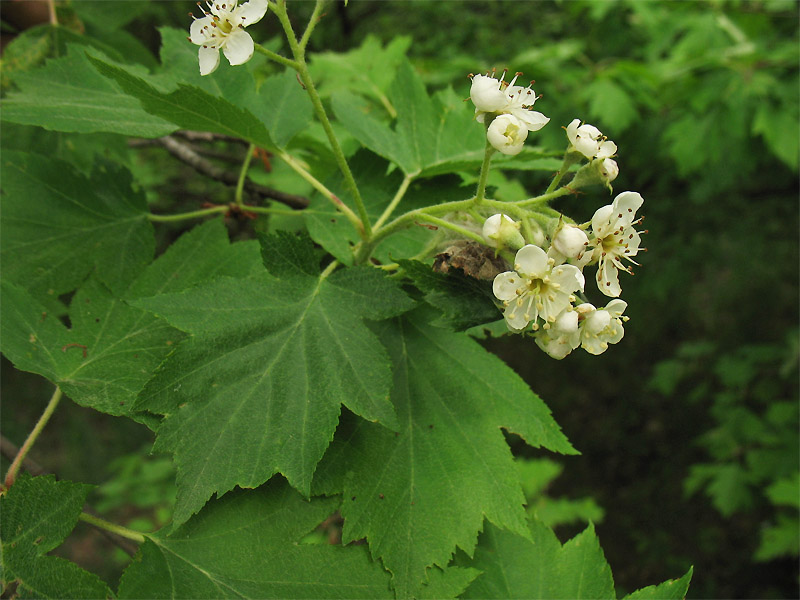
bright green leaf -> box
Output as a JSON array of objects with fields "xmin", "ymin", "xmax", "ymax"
[
  {"xmin": 0, "ymin": 150, "xmax": 155, "ymax": 298},
  {"xmin": 1, "ymin": 45, "xmax": 175, "ymax": 137},
  {"xmin": 622, "ymin": 567, "xmax": 694, "ymax": 599},
  {"xmin": 117, "ymin": 479, "xmax": 393, "ymax": 599},
  {"xmin": 88, "ymin": 54, "xmax": 274, "ymax": 148},
  {"xmin": 312, "ymin": 309, "xmax": 575, "ymax": 597},
  {"xmin": 132, "ymin": 232, "xmax": 415, "ymax": 527},
  {"xmin": 255, "ymin": 70, "xmax": 314, "ymax": 148},
  {"xmin": 1, "ymin": 475, "xmax": 112, "ymax": 599}
]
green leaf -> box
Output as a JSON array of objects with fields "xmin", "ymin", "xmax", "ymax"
[
  {"xmin": 1, "ymin": 150, "xmax": 155, "ymax": 298},
  {"xmin": 310, "ymin": 34, "xmax": 412, "ymax": 113},
  {"xmin": 0, "ymin": 220, "xmax": 260, "ymax": 418},
  {"xmin": 312, "ymin": 309, "xmax": 575, "ymax": 597},
  {"xmin": 255, "ymin": 70, "xmax": 314, "ymax": 148},
  {"xmin": 0, "ymin": 278, "xmax": 181, "ymax": 417},
  {"xmin": 398, "ymin": 259, "xmax": 500, "ymax": 331},
  {"xmin": 1, "ymin": 45, "xmax": 176, "ymax": 137},
  {"xmin": 622, "ymin": 567, "xmax": 694, "ymax": 599},
  {"xmin": 332, "ymin": 60, "xmax": 486, "ymax": 177},
  {"xmin": 584, "ymin": 77, "xmax": 639, "ymax": 133},
  {"xmin": 131, "ymin": 232, "xmax": 415, "ymax": 527},
  {"xmin": 88, "ymin": 54, "xmax": 274, "ymax": 148},
  {"xmin": 117, "ymin": 479, "xmax": 394, "ymax": 599},
  {"xmin": 1, "ymin": 475, "xmax": 112, "ymax": 599}
]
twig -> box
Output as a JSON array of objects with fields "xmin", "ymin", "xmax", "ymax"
[{"xmin": 156, "ymin": 136, "xmax": 309, "ymax": 209}]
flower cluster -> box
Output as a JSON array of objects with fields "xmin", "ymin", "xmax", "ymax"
[
  {"xmin": 189, "ymin": 0, "xmax": 268, "ymax": 76},
  {"xmin": 486, "ymin": 189, "xmax": 644, "ymax": 359},
  {"xmin": 470, "ymin": 70, "xmax": 550, "ymax": 155}
]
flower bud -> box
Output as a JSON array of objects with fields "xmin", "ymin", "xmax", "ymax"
[
  {"xmin": 482, "ymin": 214, "xmax": 525, "ymax": 250},
  {"xmin": 470, "ymin": 74, "xmax": 507, "ymax": 112},
  {"xmin": 599, "ymin": 158, "xmax": 619, "ymax": 182},
  {"xmin": 552, "ymin": 224, "xmax": 589, "ymax": 259}
]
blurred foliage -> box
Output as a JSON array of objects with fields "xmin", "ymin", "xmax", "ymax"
[{"xmin": 0, "ymin": 0, "xmax": 796, "ymax": 597}]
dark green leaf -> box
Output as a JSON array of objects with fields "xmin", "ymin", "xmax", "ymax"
[
  {"xmin": 1, "ymin": 475, "xmax": 112, "ymax": 599},
  {"xmin": 398, "ymin": 259, "xmax": 500, "ymax": 330},
  {"xmin": 1, "ymin": 150, "xmax": 154, "ymax": 298},
  {"xmin": 132, "ymin": 232, "xmax": 415, "ymax": 527},
  {"xmin": 117, "ymin": 479, "xmax": 393, "ymax": 599},
  {"xmin": 312, "ymin": 309, "xmax": 575, "ymax": 597}
]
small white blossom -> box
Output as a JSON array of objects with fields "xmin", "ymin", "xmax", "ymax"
[
  {"xmin": 487, "ymin": 114, "xmax": 528, "ymax": 155},
  {"xmin": 551, "ymin": 223, "xmax": 589, "ymax": 260},
  {"xmin": 482, "ymin": 214, "xmax": 525, "ymax": 249},
  {"xmin": 493, "ymin": 244, "xmax": 584, "ymax": 331},
  {"xmin": 189, "ymin": 0, "xmax": 268, "ymax": 76},
  {"xmin": 588, "ymin": 191, "xmax": 645, "ymax": 297},
  {"xmin": 576, "ymin": 300, "xmax": 628, "ymax": 355},
  {"xmin": 566, "ymin": 119, "xmax": 617, "ymax": 160},
  {"xmin": 471, "ymin": 70, "xmax": 550, "ymax": 132}
]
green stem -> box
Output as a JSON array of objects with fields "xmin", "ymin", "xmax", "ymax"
[
  {"xmin": 514, "ymin": 187, "xmax": 571, "ymax": 207},
  {"xmin": 276, "ymin": 150, "xmax": 362, "ymax": 231},
  {"xmin": 253, "ymin": 43, "xmax": 300, "ymax": 70},
  {"xmin": 474, "ymin": 141, "xmax": 496, "ymax": 204},
  {"xmin": 319, "ymin": 259, "xmax": 339, "ymax": 279},
  {"xmin": 79, "ymin": 513, "xmax": 146, "ymax": 544},
  {"xmin": 147, "ymin": 206, "xmax": 228, "ymax": 222},
  {"xmin": 4, "ymin": 387, "xmax": 63, "ymax": 490},
  {"xmin": 374, "ymin": 175, "xmax": 413, "ymax": 229},
  {"xmin": 273, "ymin": 1, "xmax": 372, "ymax": 239},
  {"xmin": 235, "ymin": 144, "xmax": 256, "ymax": 208},
  {"xmin": 299, "ymin": 0, "xmax": 327, "ymax": 51},
  {"xmin": 416, "ymin": 214, "xmax": 485, "ymax": 244},
  {"xmin": 247, "ymin": 205, "xmax": 301, "ymax": 217},
  {"xmin": 545, "ymin": 152, "xmax": 579, "ymax": 194}
]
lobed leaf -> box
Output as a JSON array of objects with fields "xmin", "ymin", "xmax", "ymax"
[
  {"xmin": 312, "ymin": 308, "xmax": 576, "ymax": 597},
  {"xmin": 132, "ymin": 232, "xmax": 415, "ymax": 527}
]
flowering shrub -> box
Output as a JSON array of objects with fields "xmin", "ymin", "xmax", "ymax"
[{"xmin": 0, "ymin": 1, "xmax": 693, "ymax": 598}]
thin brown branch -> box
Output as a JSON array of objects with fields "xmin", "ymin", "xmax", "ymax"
[{"xmin": 156, "ymin": 136, "xmax": 309, "ymax": 209}]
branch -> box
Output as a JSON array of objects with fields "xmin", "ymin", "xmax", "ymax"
[{"xmin": 155, "ymin": 136, "xmax": 309, "ymax": 209}]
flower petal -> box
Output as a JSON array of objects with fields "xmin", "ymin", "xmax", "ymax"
[
  {"xmin": 222, "ymin": 29, "xmax": 255, "ymax": 65},
  {"xmin": 198, "ymin": 45, "xmax": 221, "ymax": 76},
  {"xmin": 492, "ymin": 271, "xmax": 524, "ymax": 302},
  {"xmin": 597, "ymin": 257, "xmax": 621, "ymax": 297},
  {"xmin": 605, "ymin": 299, "xmax": 628, "ymax": 318},
  {"xmin": 514, "ymin": 109, "xmax": 550, "ymax": 132},
  {"xmin": 235, "ymin": 0, "xmax": 268, "ymax": 26},
  {"xmin": 190, "ymin": 16, "xmax": 214, "ymax": 45},
  {"xmin": 514, "ymin": 244, "xmax": 548, "ymax": 277},
  {"xmin": 504, "ymin": 295, "xmax": 534, "ymax": 330},
  {"xmin": 611, "ymin": 191, "xmax": 644, "ymax": 226},
  {"xmin": 591, "ymin": 204, "xmax": 614, "ymax": 237}
]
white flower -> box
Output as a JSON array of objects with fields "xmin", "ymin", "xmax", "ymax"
[
  {"xmin": 189, "ymin": 0, "xmax": 268, "ymax": 76},
  {"xmin": 588, "ymin": 191, "xmax": 645, "ymax": 297},
  {"xmin": 482, "ymin": 214, "xmax": 525, "ymax": 249},
  {"xmin": 566, "ymin": 119, "xmax": 617, "ymax": 160},
  {"xmin": 576, "ymin": 300, "xmax": 628, "ymax": 355},
  {"xmin": 551, "ymin": 223, "xmax": 589, "ymax": 259},
  {"xmin": 487, "ymin": 114, "xmax": 528, "ymax": 155},
  {"xmin": 534, "ymin": 309, "xmax": 581, "ymax": 359},
  {"xmin": 471, "ymin": 71, "xmax": 550, "ymax": 132},
  {"xmin": 493, "ymin": 244, "xmax": 585, "ymax": 331},
  {"xmin": 470, "ymin": 74, "xmax": 507, "ymax": 112},
  {"xmin": 599, "ymin": 158, "xmax": 619, "ymax": 182}
]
